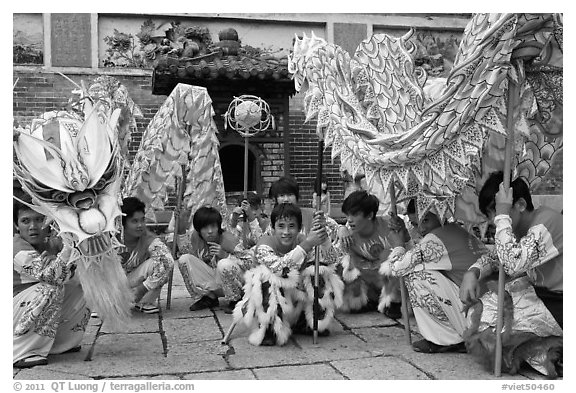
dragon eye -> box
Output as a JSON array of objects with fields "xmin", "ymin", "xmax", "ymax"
[{"xmin": 52, "ymin": 191, "xmax": 68, "ymax": 202}]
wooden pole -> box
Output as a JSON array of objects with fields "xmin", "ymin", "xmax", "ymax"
[
  {"xmin": 243, "ymin": 135, "xmax": 249, "ymax": 199},
  {"xmin": 495, "ymin": 78, "xmax": 518, "ymax": 376},
  {"xmin": 313, "ymin": 139, "xmax": 324, "ymax": 344},
  {"xmin": 166, "ymin": 164, "xmax": 188, "ymax": 310},
  {"xmin": 389, "ymin": 181, "xmax": 411, "ymax": 345}
]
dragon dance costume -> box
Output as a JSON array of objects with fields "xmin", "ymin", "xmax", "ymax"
[
  {"xmin": 13, "ymin": 234, "xmax": 90, "ymax": 364},
  {"xmin": 464, "ymin": 206, "xmax": 562, "ymax": 377},
  {"xmin": 233, "ymin": 237, "xmax": 344, "ymax": 346},
  {"xmin": 380, "ymin": 223, "xmax": 488, "ymax": 346}
]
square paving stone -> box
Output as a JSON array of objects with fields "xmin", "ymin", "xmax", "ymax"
[
  {"xmin": 93, "ymin": 333, "xmax": 164, "ymax": 357},
  {"xmin": 100, "ymin": 313, "xmax": 160, "ymax": 334},
  {"xmin": 332, "ymin": 356, "xmax": 430, "ymax": 379},
  {"xmin": 163, "ymin": 317, "xmax": 222, "ymax": 343},
  {"xmin": 183, "ymin": 369, "xmax": 256, "ymax": 380},
  {"xmin": 14, "ymin": 368, "xmax": 92, "ymax": 380},
  {"xmin": 335, "ymin": 311, "xmax": 398, "ymax": 329},
  {"xmin": 161, "ymin": 297, "xmax": 213, "ymax": 319},
  {"xmin": 400, "ymin": 352, "xmax": 530, "ymax": 380},
  {"xmin": 352, "ymin": 325, "xmax": 416, "ymax": 356},
  {"xmin": 253, "ymin": 363, "xmax": 346, "ymax": 380}
]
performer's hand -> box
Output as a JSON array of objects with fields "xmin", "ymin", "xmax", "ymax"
[
  {"xmin": 207, "ymin": 241, "xmax": 227, "ymax": 259},
  {"xmin": 39, "ymin": 250, "xmax": 57, "ymax": 265},
  {"xmin": 495, "ymin": 182, "xmax": 513, "ymax": 216},
  {"xmin": 337, "ymin": 225, "xmax": 353, "ymax": 250},
  {"xmin": 306, "ymin": 226, "xmax": 327, "ymax": 249},
  {"xmin": 388, "ymin": 212, "xmax": 410, "ymax": 244},
  {"xmin": 459, "ymin": 268, "xmax": 482, "ymax": 307},
  {"xmin": 388, "ymin": 229, "xmax": 406, "ymax": 248},
  {"xmin": 312, "ymin": 210, "xmax": 326, "ymax": 228}
]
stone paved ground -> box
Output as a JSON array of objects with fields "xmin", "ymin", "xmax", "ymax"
[{"xmin": 13, "ymin": 269, "xmax": 558, "ymax": 382}]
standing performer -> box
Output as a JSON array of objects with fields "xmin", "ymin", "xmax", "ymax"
[
  {"xmin": 119, "ymin": 197, "xmax": 174, "ymax": 314},
  {"xmin": 233, "ymin": 203, "xmax": 344, "ymax": 345},
  {"xmin": 337, "ymin": 190, "xmax": 402, "ymax": 318},
  {"xmin": 13, "ymin": 197, "xmax": 90, "ymax": 368}
]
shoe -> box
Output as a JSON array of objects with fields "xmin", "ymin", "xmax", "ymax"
[
  {"xmin": 13, "ymin": 355, "xmax": 48, "ymax": 368},
  {"xmin": 189, "ymin": 296, "xmax": 219, "ymax": 311},
  {"xmin": 62, "ymin": 345, "xmax": 82, "ymax": 354},
  {"xmin": 412, "ymin": 339, "xmax": 467, "ymax": 354},
  {"xmin": 223, "ymin": 300, "xmax": 239, "ymax": 314},
  {"xmin": 383, "ymin": 302, "xmax": 402, "ymax": 319},
  {"xmin": 134, "ymin": 304, "xmax": 160, "ymax": 314}
]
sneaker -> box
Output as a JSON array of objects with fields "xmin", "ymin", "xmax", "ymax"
[
  {"xmin": 13, "ymin": 355, "xmax": 48, "ymax": 368},
  {"xmin": 223, "ymin": 300, "xmax": 239, "ymax": 314},
  {"xmin": 134, "ymin": 304, "xmax": 160, "ymax": 314},
  {"xmin": 189, "ymin": 296, "xmax": 219, "ymax": 311},
  {"xmin": 383, "ymin": 302, "xmax": 402, "ymax": 319},
  {"xmin": 412, "ymin": 339, "xmax": 467, "ymax": 354}
]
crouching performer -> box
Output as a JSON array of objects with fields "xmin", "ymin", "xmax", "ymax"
[
  {"xmin": 13, "ymin": 197, "xmax": 90, "ymax": 368},
  {"xmin": 233, "ymin": 203, "xmax": 344, "ymax": 346}
]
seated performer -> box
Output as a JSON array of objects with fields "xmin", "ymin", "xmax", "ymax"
[
  {"xmin": 13, "ymin": 197, "xmax": 90, "ymax": 368},
  {"xmin": 176, "ymin": 206, "xmax": 242, "ymax": 311},
  {"xmin": 119, "ymin": 197, "xmax": 174, "ymax": 314},
  {"xmin": 233, "ymin": 203, "xmax": 344, "ymax": 346},
  {"xmin": 459, "ymin": 172, "xmax": 562, "ymax": 377},
  {"xmin": 268, "ymin": 176, "xmax": 341, "ymax": 240},
  {"xmin": 380, "ymin": 199, "xmax": 489, "ymax": 353},
  {"xmin": 337, "ymin": 190, "xmax": 402, "ymax": 318},
  {"xmin": 229, "ymin": 192, "xmax": 269, "ymax": 249}
]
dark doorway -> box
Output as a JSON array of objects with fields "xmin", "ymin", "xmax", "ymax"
[{"xmin": 219, "ymin": 144, "xmax": 257, "ymax": 193}]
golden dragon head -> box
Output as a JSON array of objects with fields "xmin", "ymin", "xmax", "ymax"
[{"xmin": 14, "ymin": 98, "xmax": 123, "ymax": 256}]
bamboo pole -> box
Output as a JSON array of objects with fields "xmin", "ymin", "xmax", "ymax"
[
  {"xmin": 494, "ymin": 79, "xmax": 518, "ymax": 376},
  {"xmin": 389, "ymin": 181, "xmax": 411, "ymax": 344},
  {"xmin": 166, "ymin": 164, "xmax": 188, "ymax": 310},
  {"xmin": 313, "ymin": 139, "xmax": 325, "ymax": 344}
]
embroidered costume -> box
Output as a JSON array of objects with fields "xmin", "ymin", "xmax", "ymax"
[
  {"xmin": 13, "ymin": 235, "xmax": 90, "ymax": 364},
  {"xmin": 380, "ymin": 223, "xmax": 487, "ymax": 345},
  {"xmin": 118, "ymin": 233, "xmax": 174, "ymax": 312},
  {"xmin": 463, "ymin": 207, "xmax": 563, "ymax": 377}
]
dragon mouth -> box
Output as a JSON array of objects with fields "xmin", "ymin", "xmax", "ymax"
[
  {"xmin": 68, "ymin": 190, "xmax": 97, "ymax": 210},
  {"xmin": 77, "ymin": 234, "xmax": 113, "ymax": 257}
]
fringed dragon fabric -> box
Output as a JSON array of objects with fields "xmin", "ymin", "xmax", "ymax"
[
  {"xmin": 289, "ymin": 14, "xmax": 562, "ymax": 223},
  {"xmin": 123, "ymin": 83, "xmax": 228, "ymax": 229}
]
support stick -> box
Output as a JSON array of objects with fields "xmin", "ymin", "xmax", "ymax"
[
  {"xmin": 495, "ymin": 79, "xmax": 518, "ymax": 376},
  {"xmin": 313, "ymin": 139, "xmax": 324, "ymax": 344},
  {"xmin": 389, "ymin": 182, "xmax": 411, "ymax": 344},
  {"xmin": 166, "ymin": 164, "xmax": 188, "ymax": 310},
  {"xmin": 222, "ymin": 320, "xmax": 237, "ymax": 344},
  {"xmin": 243, "ymin": 136, "xmax": 249, "ymax": 199}
]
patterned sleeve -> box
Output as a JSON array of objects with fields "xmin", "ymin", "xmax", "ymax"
[
  {"xmin": 494, "ymin": 214, "xmax": 560, "ymax": 276},
  {"xmin": 325, "ymin": 215, "xmax": 341, "ymax": 243},
  {"xmin": 468, "ymin": 248, "xmax": 499, "ymax": 280},
  {"xmin": 255, "ymin": 244, "xmax": 308, "ymax": 274},
  {"xmin": 379, "ymin": 234, "xmax": 449, "ymax": 277},
  {"xmin": 13, "ymin": 249, "xmax": 70, "ymax": 286},
  {"xmin": 176, "ymin": 232, "xmax": 195, "ymax": 256},
  {"xmin": 142, "ymin": 238, "xmax": 175, "ymax": 290}
]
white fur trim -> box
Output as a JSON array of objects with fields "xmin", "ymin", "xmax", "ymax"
[
  {"xmin": 379, "ymin": 261, "xmax": 393, "ymax": 276},
  {"xmin": 340, "ymin": 281, "xmax": 368, "ymax": 312},
  {"xmin": 341, "ymin": 255, "xmax": 361, "ymax": 282}
]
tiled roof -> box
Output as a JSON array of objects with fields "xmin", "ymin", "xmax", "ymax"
[{"xmin": 152, "ymin": 49, "xmax": 295, "ymax": 95}]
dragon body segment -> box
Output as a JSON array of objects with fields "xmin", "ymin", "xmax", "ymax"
[{"xmin": 289, "ymin": 14, "xmax": 562, "ymax": 221}]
